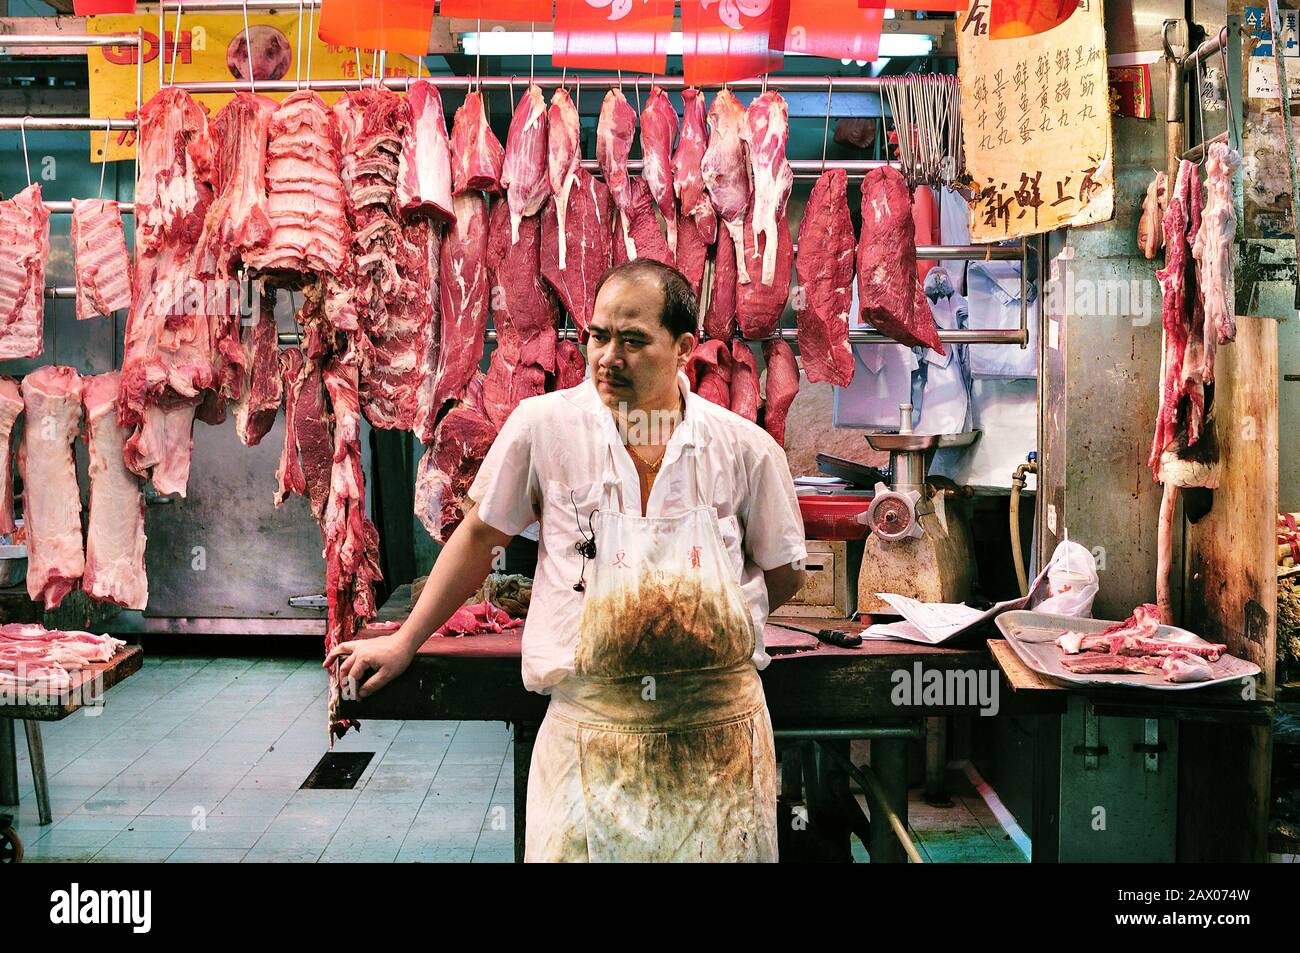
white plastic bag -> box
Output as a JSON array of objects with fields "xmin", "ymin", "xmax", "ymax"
[{"xmin": 1030, "ymin": 540, "xmax": 1099, "ymax": 618}]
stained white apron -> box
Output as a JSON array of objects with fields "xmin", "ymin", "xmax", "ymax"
[{"xmin": 524, "ymin": 442, "xmax": 778, "ymax": 863}]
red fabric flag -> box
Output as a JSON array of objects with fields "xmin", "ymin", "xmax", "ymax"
[
  {"xmin": 990, "ymin": 0, "xmax": 1079, "ymax": 38},
  {"xmin": 858, "ymin": 0, "xmax": 966, "ymax": 11},
  {"xmin": 73, "ymin": 0, "xmax": 137, "ymax": 13},
  {"xmin": 439, "ymin": 0, "xmax": 554, "ymax": 21},
  {"xmin": 319, "ymin": 0, "xmax": 437, "ymax": 56},
  {"xmin": 553, "ymin": 0, "xmax": 675, "ymax": 74},
  {"xmin": 782, "ymin": 0, "xmax": 883, "ymax": 61},
  {"xmin": 681, "ymin": 0, "xmax": 791, "ymax": 86}
]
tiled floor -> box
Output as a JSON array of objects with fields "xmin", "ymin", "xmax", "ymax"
[{"xmin": 2, "ymin": 655, "xmax": 1023, "ymax": 863}]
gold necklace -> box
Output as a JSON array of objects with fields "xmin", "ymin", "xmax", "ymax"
[{"xmin": 626, "ymin": 443, "xmax": 665, "ymax": 474}]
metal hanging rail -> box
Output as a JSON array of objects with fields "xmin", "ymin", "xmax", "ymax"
[
  {"xmin": 1180, "ymin": 25, "xmax": 1231, "ymax": 73},
  {"xmin": 0, "ymin": 33, "xmax": 142, "ymax": 50},
  {"xmin": 41, "ymin": 202, "xmax": 136, "ymax": 214},
  {"xmin": 0, "ymin": 118, "xmax": 136, "ymax": 131},
  {"xmin": 179, "ymin": 74, "xmax": 900, "ymax": 95}
]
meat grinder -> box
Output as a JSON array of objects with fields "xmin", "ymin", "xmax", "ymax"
[{"xmin": 855, "ymin": 404, "xmax": 980, "ymax": 614}]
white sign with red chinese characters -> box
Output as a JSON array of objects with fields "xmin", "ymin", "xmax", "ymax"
[{"xmin": 957, "ymin": 0, "xmax": 1115, "ymax": 241}]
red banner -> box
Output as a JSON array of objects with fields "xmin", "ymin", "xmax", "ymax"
[
  {"xmin": 553, "ymin": 0, "xmax": 675, "ymax": 74},
  {"xmin": 681, "ymin": 0, "xmax": 790, "ymax": 86},
  {"xmin": 858, "ymin": 0, "xmax": 967, "ymax": 11},
  {"xmin": 73, "ymin": 0, "xmax": 137, "ymax": 13},
  {"xmin": 990, "ymin": 0, "xmax": 1079, "ymax": 38},
  {"xmin": 782, "ymin": 0, "xmax": 883, "ymax": 61},
  {"xmin": 319, "ymin": 0, "xmax": 437, "ymax": 56},
  {"xmin": 438, "ymin": 0, "xmax": 554, "ymax": 22}
]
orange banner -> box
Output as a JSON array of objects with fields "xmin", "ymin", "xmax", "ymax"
[
  {"xmin": 318, "ymin": 0, "xmax": 436, "ymax": 57},
  {"xmin": 859, "ymin": 0, "xmax": 967, "ymax": 11},
  {"xmin": 553, "ymin": 0, "xmax": 674, "ymax": 73},
  {"xmin": 681, "ymin": 0, "xmax": 789, "ymax": 86},
  {"xmin": 990, "ymin": 0, "xmax": 1080, "ymax": 39},
  {"xmin": 439, "ymin": 0, "xmax": 554, "ymax": 21},
  {"xmin": 783, "ymin": 0, "xmax": 882, "ymax": 61}
]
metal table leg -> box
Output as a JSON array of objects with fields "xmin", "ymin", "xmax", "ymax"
[
  {"xmin": 925, "ymin": 716, "xmax": 953, "ymax": 806},
  {"xmin": 867, "ymin": 737, "xmax": 910, "ymax": 863},
  {"xmin": 0, "ymin": 720, "xmax": 17, "ymax": 806},
  {"xmin": 23, "ymin": 722, "xmax": 51, "ymax": 826}
]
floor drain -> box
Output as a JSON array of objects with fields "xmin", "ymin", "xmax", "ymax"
[{"xmin": 301, "ymin": 752, "xmax": 374, "ymax": 790}]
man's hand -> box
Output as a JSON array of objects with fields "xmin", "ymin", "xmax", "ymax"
[
  {"xmin": 323, "ymin": 633, "xmax": 417, "ymax": 700},
  {"xmin": 764, "ymin": 562, "xmax": 809, "ymax": 612}
]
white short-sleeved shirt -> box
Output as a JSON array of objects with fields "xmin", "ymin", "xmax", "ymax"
[{"xmin": 467, "ymin": 370, "xmax": 808, "ymax": 694}]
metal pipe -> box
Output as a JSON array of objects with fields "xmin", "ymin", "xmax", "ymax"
[
  {"xmin": 1181, "ymin": 25, "xmax": 1231, "ymax": 73},
  {"xmin": 774, "ymin": 726, "xmax": 925, "ymax": 741},
  {"xmin": 180, "ymin": 74, "xmax": 905, "ymax": 94},
  {"xmin": 0, "ymin": 33, "xmax": 142, "ymax": 48},
  {"xmin": 42, "ymin": 201, "xmax": 135, "ymax": 214},
  {"xmin": 1180, "ymin": 129, "xmax": 1229, "ymax": 163},
  {"xmin": 0, "ymin": 118, "xmax": 135, "ymax": 131},
  {"xmin": 817, "ymin": 740, "xmax": 924, "ymax": 863}
]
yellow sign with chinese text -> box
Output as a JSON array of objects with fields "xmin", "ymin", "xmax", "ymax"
[
  {"xmin": 87, "ymin": 13, "xmax": 419, "ymax": 162},
  {"xmin": 957, "ymin": 0, "xmax": 1114, "ymax": 240}
]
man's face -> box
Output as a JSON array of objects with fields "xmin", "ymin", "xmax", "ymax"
[{"xmin": 587, "ymin": 274, "xmax": 694, "ymax": 411}]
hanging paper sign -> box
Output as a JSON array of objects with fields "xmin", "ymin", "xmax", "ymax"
[
  {"xmin": 681, "ymin": 0, "xmax": 790, "ymax": 86},
  {"xmin": 990, "ymin": 0, "xmax": 1080, "ymax": 38},
  {"xmin": 783, "ymin": 0, "xmax": 883, "ymax": 62},
  {"xmin": 439, "ymin": 0, "xmax": 554, "ymax": 22},
  {"xmin": 958, "ymin": 0, "xmax": 1114, "ymax": 240},
  {"xmin": 318, "ymin": 0, "xmax": 436, "ymax": 57},
  {"xmin": 553, "ymin": 0, "xmax": 675, "ymax": 74}
]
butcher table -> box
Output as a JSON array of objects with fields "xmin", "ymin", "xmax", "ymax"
[
  {"xmin": 0, "ymin": 645, "xmax": 144, "ymax": 826},
  {"xmin": 340, "ymin": 585, "xmax": 1026, "ymax": 863}
]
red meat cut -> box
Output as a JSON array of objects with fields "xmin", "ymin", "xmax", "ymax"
[
  {"xmin": 737, "ymin": 209, "xmax": 792, "ymax": 340},
  {"xmin": 396, "ymin": 79, "xmax": 454, "ymax": 223},
  {"xmin": 795, "ymin": 169, "xmax": 855, "ymax": 386},
  {"xmin": 730, "ymin": 340, "xmax": 759, "ymax": 422},
  {"xmin": 501, "ymin": 83, "xmax": 550, "ymax": 243},
  {"xmin": 450, "ymin": 91, "xmax": 504, "ymax": 195},
  {"xmin": 762, "ymin": 339, "xmax": 799, "ymax": 448},
  {"xmin": 541, "ymin": 169, "xmax": 614, "ymax": 336}
]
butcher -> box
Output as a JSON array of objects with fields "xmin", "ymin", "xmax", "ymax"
[{"xmin": 326, "ymin": 258, "xmax": 808, "ymax": 862}]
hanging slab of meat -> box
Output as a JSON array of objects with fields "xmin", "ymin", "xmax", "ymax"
[
  {"xmin": 597, "ymin": 87, "xmax": 638, "ymax": 259},
  {"xmin": 1150, "ymin": 161, "xmax": 1196, "ymax": 475},
  {"xmin": 362, "ymin": 218, "xmax": 439, "ymax": 431},
  {"xmin": 19, "ymin": 367, "xmax": 84, "ymax": 610},
  {"xmin": 736, "ymin": 209, "xmax": 792, "ymax": 340},
  {"xmin": 676, "ymin": 212, "xmax": 709, "ymax": 298},
  {"xmin": 743, "ymin": 92, "xmax": 793, "ymax": 286},
  {"xmin": 552, "ymin": 338, "xmax": 587, "ymax": 390},
  {"xmin": 703, "ymin": 225, "xmax": 737, "ymax": 341},
  {"xmin": 1193, "ymin": 143, "xmax": 1241, "ymax": 348},
  {"xmin": 70, "ymin": 199, "xmax": 132, "ymax": 321},
  {"xmin": 501, "ymin": 83, "xmax": 550, "ymax": 244},
  {"xmin": 335, "ymin": 89, "xmax": 406, "ymax": 333},
  {"xmin": 194, "ymin": 91, "xmax": 277, "ymax": 277},
  {"xmin": 486, "ymin": 198, "xmax": 559, "ymax": 372},
  {"xmin": 275, "ymin": 344, "xmax": 332, "ymax": 518},
  {"xmin": 795, "ymin": 169, "xmax": 855, "ymax": 387},
  {"xmin": 275, "ymin": 347, "xmax": 306, "ymax": 506},
  {"xmin": 396, "ymin": 79, "xmax": 454, "ymax": 223},
  {"xmin": 82, "ymin": 371, "xmax": 148, "ymax": 611},
  {"xmin": 0, "ymin": 378, "xmax": 21, "ymax": 536},
  {"xmin": 673, "ymin": 87, "xmax": 717, "ymax": 246},
  {"xmin": 431, "ymin": 193, "xmax": 490, "ymax": 418},
  {"xmin": 686, "ymin": 339, "xmax": 733, "ymax": 408},
  {"xmin": 484, "ymin": 338, "xmax": 548, "ymax": 431},
  {"xmin": 729, "ymin": 341, "xmax": 759, "ymax": 422},
  {"xmin": 416, "ymin": 372, "xmax": 498, "ymax": 543},
  {"xmin": 857, "ymin": 166, "xmax": 945, "ymax": 354},
  {"xmin": 762, "ymin": 339, "xmax": 799, "ymax": 449},
  {"xmin": 548, "ymin": 87, "xmax": 583, "ymax": 270},
  {"xmin": 541, "ymin": 169, "xmax": 614, "ymax": 337},
  {"xmin": 233, "ymin": 290, "xmax": 283, "ymax": 446},
  {"xmin": 250, "ymin": 90, "xmax": 351, "ymax": 281},
  {"xmin": 0, "ymin": 184, "xmax": 50, "ymax": 360},
  {"xmin": 611, "ymin": 178, "xmax": 674, "ymax": 268},
  {"xmin": 133, "ymin": 88, "xmax": 214, "ymax": 251},
  {"xmin": 1137, "ymin": 170, "xmax": 1168, "ymax": 261},
  {"xmin": 451, "ymin": 91, "xmax": 505, "ymax": 195},
  {"xmin": 703, "ymin": 89, "xmax": 752, "ymax": 283},
  {"xmin": 640, "ymin": 85, "xmax": 680, "ymax": 255}
]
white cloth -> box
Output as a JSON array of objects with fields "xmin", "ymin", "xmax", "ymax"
[
  {"xmin": 467, "ymin": 370, "xmax": 808, "ymax": 693},
  {"xmin": 938, "ymin": 187, "xmax": 971, "ymax": 292},
  {"xmin": 965, "ymin": 261, "xmax": 1039, "ymax": 379},
  {"xmin": 916, "ymin": 286, "xmax": 972, "ymax": 435}
]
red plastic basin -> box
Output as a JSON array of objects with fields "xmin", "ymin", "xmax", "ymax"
[{"xmin": 798, "ymin": 494, "xmax": 874, "ymax": 541}]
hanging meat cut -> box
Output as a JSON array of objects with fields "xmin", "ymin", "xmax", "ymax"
[
  {"xmin": 396, "ymin": 79, "xmax": 455, "ymax": 223},
  {"xmin": 416, "ymin": 372, "xmax": 498, "ymax": 543},
  {"xmin": 70, "ymin": 199, "xmax": 132, "ymax": 322},
  {"xmin": 611, "ymin": 178, "xmax": 674, "ymax": 268},
  {"xmin": 547, "ymin": 87, "xmax": 582, "ymax": 270},
  {"xmin": 450, "ymin": 91, "xmax": 505, "ymax": 195},
  {"xmin": 1193, "ymin": 143, "xmax": 1241, "ymax": 347},
  {"xmin": 0, "ymin": 184, "xmax": 50, "ymax": 360},
  {"xmin": 703, "ymin": 226, "xmax": 738, "ymax": 341},
  {"xmin": 687, "ymin": 340, "xmax": 733, "ymax": 408},
  {"xmin": 133, "ymin": 89, "xmax": 214, "ymax": 249},
  {"xmin": 597, "ymin": 87, "xmax": 638, "ymax": 259},
  {"xmin": 762, "ymin": 339, "xmax": 799, "ymax": 448},
  {"xmin": 250, "ymin": 90, "xmax": 351, "ymax": 280},
  {"xmin": 431, "ymin": 193, "xmax": 490, "ymax": 418},
  {"xmin": 743, "ymin": 92, "xmax": 793, "ymax": 286},
  {"xmin": 553, "ymin": 339, "xmax": 587, "ymax": 390},
  {"xmin": 676, "ymin": 212, "xmax": 709, "ymax": 298},
  {"xmin": 486, "ymin": 197, "xmax": 559, "ymax": 372},
  {"xmin": 1150, "ymin": 161, "xmax": 1198, "ymax": 474},
  {"xmin": 702, "ymin": 89, "xmax": 752, "ymax": 282},
  {"xmin": 730, "ymin": 341, "xmax": 759, "ymax": 422},
  {"xmin": 640, "ymin": 85, "xmax": 680, "ymax": 255},
  {"xmin": 1137, "ymin": 170, "xmax": 1168, "ymax": 261},
  {"xmin": 795, "ymin": 169, "xmax": 855, "ymax": 387},
  {"xmin": 737, "ymin": 210, "xmax": 792, "ymax": 340},
  {"xmin": 0, "ymin": 378, "xmax": 21, "ymax": 536},
  {"xmin": 82, "ymin": 371, "xmax": 148, "ymax": 611},
  {"xmin": 673, "ymin": 87, "xmax": 717, "ymax": 246},
  {"xmin": 857, "ymin": 166, "xmax": 945, "ymax": 354},
  {"xmin": 501, "ymin": 83, "xmax": 550, "ymax": 243},
  {"xmin": 194, "ymin": 92, "xmax": 277, "ymax": 278},
  {"xmin": 232, "ymin": 290, "xmax": 283, "ymax": 446},
  {"xmin": 484, "ymin": 339, "xmax": 548, "ymax": 431},
  {"xmin": 541, "ymin": 169, "xmax": 614, "ymax": 336},
  {"xmin": 274, "ymin": 342, "xmax": 332, "ymax": 518},
  {"xmin": 20, "ymin": 366, "xmax": 84, "ymax": 610}
]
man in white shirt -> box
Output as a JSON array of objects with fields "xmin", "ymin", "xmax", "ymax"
[{"xmin": 326, "ymin": 258, "xmax": 808, "ymax": 862}]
